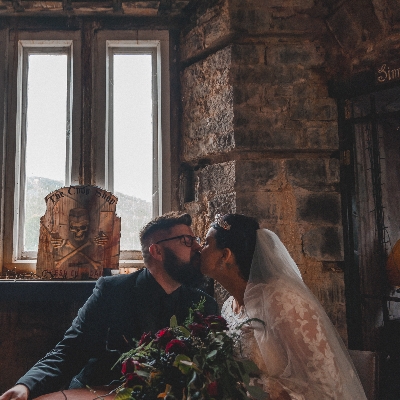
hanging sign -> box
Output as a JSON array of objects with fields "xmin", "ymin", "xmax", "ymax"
[{"xmin": 376, "ymin": 62, "xmax": 400, "ymax": 84}]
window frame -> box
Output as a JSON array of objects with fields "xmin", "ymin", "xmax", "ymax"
[
  {"xmin": 3, "ymin": 31, "xmax": 81, "ymax": 272},
  {"xmin": 1, "ymin": 28, "xmax": 171, "ymax": 273},
  {"xmin": 17, "ymin": 41, "xmax": 73, "ymax": 260},
  {"xmin": 94, "ymin": 31, "xmax": 171, "ymax": 263}
]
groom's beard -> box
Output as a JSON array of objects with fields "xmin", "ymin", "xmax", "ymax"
[{"xmin": 163, "ymin": 248, "xmax": 206, "ymax": 288}]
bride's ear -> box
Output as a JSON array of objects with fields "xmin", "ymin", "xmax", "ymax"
[{"xmin": 222, "ymin": 248, "xmax": 233, "ymax": 264}]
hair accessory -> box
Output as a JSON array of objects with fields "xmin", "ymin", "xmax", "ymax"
[{"xmin": 214, "ymin": 214, "xmax": 231, "ymax": 230}]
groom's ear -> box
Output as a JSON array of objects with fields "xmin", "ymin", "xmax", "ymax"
[{"xmin": 148, "ymin": 243, "xmax": 163, "ymax": 261}]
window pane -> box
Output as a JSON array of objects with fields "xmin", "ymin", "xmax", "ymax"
[
  {"xmin": 113, "ymin": 54, "xmax": 153, "ymax": 251},
  {"xmin": 24, "ymin": 54, "xmax": 67, "ymax": 252}
]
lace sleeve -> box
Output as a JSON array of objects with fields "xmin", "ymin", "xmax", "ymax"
[{"xmin": 268, "ymin": 286, "xmax": 344, "ymax": 398}]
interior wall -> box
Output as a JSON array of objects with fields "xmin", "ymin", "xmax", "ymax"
[
  {"xmin": 177, "ymin": 0, "xmax": 400, "ymax": 349},
  {"xmin": 178, "ymin": 0, "xmax": 348, "ymax": 341}
]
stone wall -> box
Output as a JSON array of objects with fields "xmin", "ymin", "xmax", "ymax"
[{"xmin": 179, "ymin": 0, "xmax": 348, "ymax": 340}]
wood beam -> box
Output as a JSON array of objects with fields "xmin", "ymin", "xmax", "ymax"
[{"xmin": 11, "ymin": 0, "xmax": 24, "ymax": 12}]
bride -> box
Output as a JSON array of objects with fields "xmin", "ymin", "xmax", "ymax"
[{"xmin": 200, "ymin": 213, "xmax": 367, "ymax": 400}]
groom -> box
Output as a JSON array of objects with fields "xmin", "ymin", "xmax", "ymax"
[{"xmin": 0, "ymin": 212, "xmax": 218, "ymax": 400}]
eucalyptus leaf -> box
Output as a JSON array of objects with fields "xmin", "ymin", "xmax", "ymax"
[
  {"xmin": 177, "ymin": 325, "xmax": 191, "ymax": 337},
  {"xmin": 206, "ymin": 349, "xmax": 217, "ymax": 359},
  {"xmin": 241, "ymin": 359, "xmax": 261, "ymax": 375},
  {"xmin": 114, "ymin": 388, "xmax": 134, "ymax": 400},
  {"xmin": 136, "ymin": 369, "xmax": 150, "ymax": 378},
  {"xmin": 247, "ymin": 384, "xmax": 269, "ymax": 400},
  {"xmin": 170, "ymin": 315, "xmax": 178, "ymax": 328},
  {"xmin": 174, "ymin": 354, "xmax": 193, "ymax": 374},
  {"xmin": 188, "ymin": 370, "xmax": 198, "ymax": 387}
]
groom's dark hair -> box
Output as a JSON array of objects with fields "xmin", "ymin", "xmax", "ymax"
[
  {"xmin": 211, "ymin": 214, "xmax": 259, "ymax": 281},
  {"xmin": 139, "ymin": 212, "xmax": 192, "ymax": 261}
]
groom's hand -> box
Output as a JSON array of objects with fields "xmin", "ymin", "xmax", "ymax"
[{"xmin": 0, "ymin": 385, "xmax": 30, "ymax": 400}]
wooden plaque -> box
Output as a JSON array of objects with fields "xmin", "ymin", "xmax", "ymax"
[{"xmin": 36, "ymin": 185, "xmax": 121, "ymax": 280}]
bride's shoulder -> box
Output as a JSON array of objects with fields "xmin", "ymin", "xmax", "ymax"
[{"xmin": 221, "ymin": 296, "xmax": 234, "ymax": 317}]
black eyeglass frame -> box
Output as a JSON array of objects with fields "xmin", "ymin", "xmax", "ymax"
[{"xmin": 155, "ymin": 235, "xmax": 201, "ymax": 247}]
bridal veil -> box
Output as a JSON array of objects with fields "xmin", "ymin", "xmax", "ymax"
[{"xmin": 244, "ymin": 229, "xmax": 367, "ymax": 399}]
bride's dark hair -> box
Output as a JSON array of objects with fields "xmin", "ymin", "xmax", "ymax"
[{"xmin": 211, "ymin": 214, "xmax": 260, "ymax": 281}]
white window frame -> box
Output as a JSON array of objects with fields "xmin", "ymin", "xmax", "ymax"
[
  {"xmin": 1, "ymin": 29, "xmax": 171, "ymax": 272},
  {"xmin": 16, "ymin": 41, "xmax": 73, "ymax": 260},
  {"xmin": 3, "ymin": 31, "xmax": 81, "ymax": 272},
  {"xmin": 94, "ymin": 31, "xmax": 171, "ymax": 263}
]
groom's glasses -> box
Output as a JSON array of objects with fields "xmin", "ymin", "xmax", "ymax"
[{"xmin": 155, "ymin": 235, "xmax": 201, "ymax": 248}]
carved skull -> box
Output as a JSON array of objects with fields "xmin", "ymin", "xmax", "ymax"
[{"xmin": 69, "ymin": 208, "xmax": 89, "ymax": 241}]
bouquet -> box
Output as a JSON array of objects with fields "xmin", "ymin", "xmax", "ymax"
[{"xmin": 113, "ymin": 299, "xmax": 267, "ymax": 400}]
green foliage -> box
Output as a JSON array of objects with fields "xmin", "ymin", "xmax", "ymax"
[{"xmin": 113, "ymin": 300, "xmax": 268, "ymax": 400}]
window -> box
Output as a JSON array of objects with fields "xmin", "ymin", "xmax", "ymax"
[
  {"xmin": 107, "ymin": 44, "xmax": 157, "ymax": 255},
  {"xmin": 1, "ymin": 29, "xmax": 170, "ymax": 272},
  {"xmin": 18, "ymin": 43, "xmax": 71, "ymax": 259}
]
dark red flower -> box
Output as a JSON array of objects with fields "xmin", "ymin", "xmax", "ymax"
[
  {"xmin": 165, "ymin": 339, "xmax": 188, "ymax": 354},
  {"xmin": 207, "ymin": 381, "xmax": 218, "ymax": 397},
  {"xmin": 138, "ymin": 331, "xmax": 153, "ymax": 346},
  {"xmin": 193, "ymin": 311, "xmax": 205, "ymax": 324},
  {"xmin": 204, "ymin": 315, "xmax": 228, "ymax": 331},
  {"xmin": 154, "ymin": 328, "xmax": 176, "ymax": 347},
  {"xmin": 121, "ymin": 358, "xmax": 137, "ymax": 375},
  {"xmin": 125, "ymin": 372, "xmax": 146, "ymax": 388},
  {"xmin": 188, "ymin": 322, "xmax": 208, "ymax": 338}
]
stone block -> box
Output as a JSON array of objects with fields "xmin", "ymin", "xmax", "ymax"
[
  {"xmin": 181, "ymin": 47, "xmax": 235, "ymax": 160},
  {"xmin": 297, "ymin": 192, "xmax": 341, "ymax": 225},
  {"xmin": 292, "ymin": 80, "xmax": 328, "ymax": 99},
  {"xmin": 207, "ymin": 192, "xmax": 236, "ymax": 216},
  {"xmin": 233, "ymin": 85, "xmax": 262, "ymax": 107},
  {"xmin": 290, "ymin": 98, "xmax": 337, "ymax": 121},
  {"xmin": 259, "ymin": 95, "xmax": 291, "ymax": 114},
  {"xmin": 198, "ymin": 162, "xmax": 236, "ymax": 195},
  {"xmin": 388, "ymin": 0, "xmax": 400, "ymax": 23},
  {"xmin": 302, "ymin": 226, "xmax": 344, "ymax": 261},
  {"xmin": 236, "ymin": 191, "xmax": 293, "ymax": 224},
  {"xmin": 180, "ymin": 0, "xmax": 231, "ymax": 62},
  {"xmin": 234, "ymin": 124, "xmax": 297, "ymax": 151},
  {"xmin": 231, "ymin": 64, "xmax": 273, "ymax": 85},
  {"xmin": 326, "ymin": 0, "xmax": 382, "ymax": 54},
  {"xmin": 235, "ymin": 160, "xmax": 280, "ymax": 192},
  {"xmin": 301, "ymin": 122, "xmax": 339, "ymax": 149},
  {"xmin": 269, "ymin": 13, "xmax": 327, "ymax": 34},
  {"xmin": 230, "ymin": 3, "xmax": 273, "ymax": 33},
  {"xmin": 181, "ymin": 30, "xmax": 205, "ymax": 61},
  {"xmin": 287, "ymin": 158, "xmax": 340, "ymax": 190},
  {"xmin": 266, "ymin": 42, "xmax": 325, "ymax": 67},
  {"xmin": 203, "ymin": 5, "xmax": 231, "ymax": 49},
  {"xmin": 231, "ymin": 43, "xmax": 265, "ymax": 65}
]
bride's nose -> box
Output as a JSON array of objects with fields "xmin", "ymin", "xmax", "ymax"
[{"xmin": 192, "ymin": 240, "xmax": 202, "ymax": 251}]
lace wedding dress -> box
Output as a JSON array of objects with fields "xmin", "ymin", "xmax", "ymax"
[{"xmin": 221, "ymin": 229, "xmax": 367, "ymax": 400}]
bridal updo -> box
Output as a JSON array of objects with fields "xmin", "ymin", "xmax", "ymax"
[{"xmin": 211, "ymin": 214, "xmax": 260, "ymax": 281}]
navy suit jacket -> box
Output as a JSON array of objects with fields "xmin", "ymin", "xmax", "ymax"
[{"xmin": 17, "ymin": 269, "xmax": 218, "ymax": 399}]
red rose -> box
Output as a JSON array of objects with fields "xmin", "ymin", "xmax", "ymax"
[
  {"xmin": 165, "ymin": 339, "xmax": 188, "ymax": 354},
  {"xmin": 154, "ymin": 328, "xmax": 176, "ymax": 347},
  {"xmin": 125, "ymin": 372, "xmax": 146, "ymax": 388},
  {"xmin": 193, "ymin": 311, "xmax": 205, "ymax": 324},
  {"xmin": 138, "ymin": 331, "xmax": 153, "ymax": 346},
  {"xmin": 204, "ymin": 315, "xmax": 228, "ymax": 331},
  {"xmin": 207, "ymin": 381, "xmax": 218, "ymax": 397},
  {"xmin": 188, "ymin": 322, "xmax": 208, "ymax": 338},
  {"xmin": 121, "ymin": 358, "xmax": 137, "ymax": 375}
]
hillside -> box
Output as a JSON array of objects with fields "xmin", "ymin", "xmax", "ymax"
[{"xmin": 25, "ymin": 177, "xmax": 151, "ymax": 252}]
